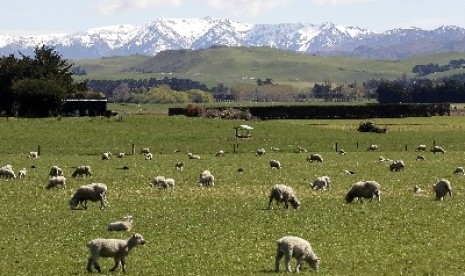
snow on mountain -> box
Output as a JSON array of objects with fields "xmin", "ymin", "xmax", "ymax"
[{"xmin": 1, "ymin": 17, "xmax": 465, "ymax": 59}]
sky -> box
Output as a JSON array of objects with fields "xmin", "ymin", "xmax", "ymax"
[{"xmin": 2, "ymin": 0, "xmax": 465, "ymax": 36}]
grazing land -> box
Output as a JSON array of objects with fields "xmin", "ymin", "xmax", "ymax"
[{"xmin": 1, "ymin": 114, "xmax": 465, "ymax": 275}]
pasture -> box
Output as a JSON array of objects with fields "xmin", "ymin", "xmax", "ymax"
[{"xmin": 1, "ymin": 115, "xmax": 465, "ymax": 275}]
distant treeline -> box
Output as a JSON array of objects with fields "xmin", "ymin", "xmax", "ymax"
[{"xmin": 412, "ymin": 59, "xmax": 465, "ymax": 76}]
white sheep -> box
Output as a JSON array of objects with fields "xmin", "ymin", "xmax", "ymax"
[
  {"xmin": 49, "ymin": 165, "xmax": 64, "ymax": 177},
  {"xmin": 101, "ymin": 151, "xmax": 112, "ymax": 160},
  {"xmin": 215, "ymin": 150, "xmax": 224, "ymax": 157},
  {"xmin": 28, "ymin": 151, "xmax": 39, "ymax": 159},
  {"xmin": 158, "ymin": 178, "xmax": 175, "ymax": 189},
  {"xmin": 433, "ymin": 179, "xmax": 452, "ymax": 201},
  {"xmin": 45, "ymin": 175, "xmax": 67, "ymax": 189},
  {"xmin": 271, "ymin": 146, "xmax": 280, "ymax": 152},
  {"xmin": 175, "ymin": 161, "xmax": 184, "ymax": 170},
  {"xmin": 188, "ymin": 152, "xmax": 201, "ymax": 160},
  {"xmin": 415, "ymin": 144, "xmax": 427, "ymax": 151},
  {"xmin": 72, "ymin": 165, "xmax": 92, "ymax": 178},
  {"xmin": 149, "ymin": 176, "xmax": 166, "ymax": 187},
  {"xmin": 107, "ymin": 215, "xmax": 133, "ymax": 232},
  {"xmin": 140, "ymin": 147, "xmax": 150, "ymax": 154},
  {"xmin": 267, "ymin": 184, "xmax": 300, "ymax": 209},
  {"xmin": 18, "ymin": 168, "xmax": 27, "ymax": 179},
  {"xmin": 70, "ymin": 183, "xmax": 108, "ymax": 210},
  {"xmin": 117, "ymin": 152, "xmax": 125, "ymax": 158},
  {"xmin": 431, "ymin": 145, "xmax": 445, "ymax": 154},
  {"xmin": 345, "ymin": 180, "xmax": 381, "ymax": 203},
  {"xmin": 416, "ymin": 154, "xmax": 426, "ymax": 161},
  {"xmin": 86, "ymin": 233, "xmax": 145, "ymax": 273},
  {"xmin": 144, "ymin": 152, "xmax": 153, "ymax": 160},
  {"xmin": 368, "ymin": 144, "xmax": 378, "ymax": 151},
  {"xmin": 198, "ymin": 170, "xmax": 215, "ymax": 187},
  {"xmin": 306, "ymin": 153, "xmax": 323, "ymax": 162},
  {"xmin": 338, "ymin": 149, "xmax": 346, "ymax": 155},
  {"xmin": 0, "ymin": 166, "xmax": 16, "ymax": 179},
  {"xmin": 275, "ymin": 236, "xmax": 320, "ymax": 273},
  {"xmin": 453, "ymin": 166, "xmax": 465, "ymax": 175},
  {"xmin": 270, "ymin": 159, "xmax": 282, "ymax": 169},
  {"xmin": 255, "ymin": 148, "xmax": 266, "ymax": 156},
  {"xmin": 311, "ymin": 176, "xmax": 331, "ymax": 190},
  {"xmin": 389, "ymin": 160, "xmax": 405, "ymax": 172},
  {"xmin": 296, "ymin": 146, "xmax": 307, "ymax": 153}
]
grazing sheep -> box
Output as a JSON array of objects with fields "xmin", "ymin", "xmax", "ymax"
[
  {"xmin": 416, "ymin": 154, "xmax": 426, "ymax": 161},
  {"xmin": 271, "ymin": 146, "xmax": 280, "ymax": 152},
  {"xmin": 215, "ymin": 150, "xmax": 224, "ymax": 157},
  {"xmin": 86, "ymin": 233, "xmax": 145, "ymax": 273},
  {"xmin": 107, "ymin": 216, "xmax": 133, "ymax": 232},
  {"xmin": 433, "ymin": 179, "xmax": 452, "ymax": 200},
  {"xmin": 415, "ymin": 144, "xmax": 427, "ymax": 152},
  {"xmin": 431, "ymin": 146, "xmax": 446, "ymax": 154},
  {"xmin": 311, "ymin": 176, "xmax": 331, "ymax": 190},
  {"xmin": 101, "ymin": 151, "xmax": 112, "ymax": 160},
  {"xmin": 28, "ymin": 151, "xmax": 39, "ymax": 159},
  {"xmin": 117, "ymin": 152, "xmax": 125, "ymax": 158},
  {"xmin": 198, "ymin": 170, "xmax": 215, "ymax": 187},
  {"xmin": 18, "ymin": 168, "xmax": 27, "ymax": 179},
  {"xmin": 0, "ymin": 166, "xmax": 16, "ymax": 179},
  {"xmin": 149, "ymin": 176, "xmax": 166, "ymax": 187},
  {"xmin": 453, "ymin": 166, "xmax": 465, "ymax": 175},
  {"xmin": 343, "ymin": 169, "xmax": 355, "ymax": 175},
  {"xmin": 306, "ymin": 153, "xmax": 323, "ymax": 162},
  {"xmin": 296, "ymin": 146, "xmax": 307, "ymax": 153},
  {"xmin": 140, "ymin": 147, "xmax": 150, "ymax": 154},
  {"xmin": 174, "ymin": 161, "xmax": 184, "ymax": 171},
  {"xmin": 338, "ymin": 149, "xmax": 346, "ymax": 155},
  {"xmin": 367, "ymin": 144, "xmax": 378, "ymax": 151},
  {"xmin": 70, "ymin": 183, "xmax": 107, "ymax": 210},
  {"xmin": 72, "ymin": 165, "xmax": 92, "ymax": 178},
  {"xmin": 45, "ymin": 175, "xmax": 67, "ymax": 189},
  {"xmin": 267, "ymin": 184, "xmax": 300, "ymax": 209},
  {"xmin": 49, "ymin": 165, "xmax": 64, "ymax": 177},
  {"xmin": 275, "ymin": 236, "xmax": 320, "ymax": 273},
  {"xmin": 188, "ymin": 152, "xmax": 201, "ymax": 160},
  {"xmin": 345, "ymin": 180, "xmax": 381, "ymax": 203},
  {"xmin": 158, "ymin": 178, "xmax": 175, "ymax": 189},
  {"xmin": 255, "ymin": 148, "xmax": 266, "ymax": 156},
  {"xmin": 144, "ymin": 152, "xmax": 153, "ymax": 160},
  {"xmin": 389, "ymin": 160, "xmax": 405, "ymax": 172},
  {"xmin": 270, "ymin": 159, "xmax": 282, "ymax": 169}
]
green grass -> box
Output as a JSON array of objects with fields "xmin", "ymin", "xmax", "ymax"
[{"xmin": 1, "ymin": 115, "xmax": 465, "ymax": 275}]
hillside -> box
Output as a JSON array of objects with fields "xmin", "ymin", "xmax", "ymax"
[{"xmin": 72, "ymin": 47, "xmax": 465, "ymax": 87}]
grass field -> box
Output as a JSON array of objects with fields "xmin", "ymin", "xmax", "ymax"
[{"xmin": 1, "ymin": 114, "xmax": 465, "ymax": 275}]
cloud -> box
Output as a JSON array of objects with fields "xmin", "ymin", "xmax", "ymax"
[
  {"xmin": 96, "ymin": 0, "xmax": 182, "ymax": 15},
  {"xmin": 207, "ymin": 0, "xmax": 291, "ymax": 17},
  {"xmin": 311, "ymin": 0, "xmax": 373, "ymax": 5}
]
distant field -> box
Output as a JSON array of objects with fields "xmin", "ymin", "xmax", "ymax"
[{"xmin": 1, "ymin": 115, "xmax": 465, "ymax": 275}]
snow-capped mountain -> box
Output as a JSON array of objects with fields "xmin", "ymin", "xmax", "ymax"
[{"xmin": 1, "ymin": 17, "xmax": 465, "ymax": 59}]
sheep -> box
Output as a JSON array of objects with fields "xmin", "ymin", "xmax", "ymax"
[
  {"xmin": 0, "ymin": 166, "xmax": 16, "ymax": 179},
  {"xmin": 101, "ymin": 151, "xmax": 112, "ymax": 160},
  {"xmin": 306, "ymin": 153, "xmax": 323, "ymax": 162},
  {"xmin": 296, "ymin": 146, "xmax": 307, "ymax": 153},
  {"xmin": 345, "ymin": 180, "xmax": 381, "ymax": 203},
  {"xmin": 158, "ymin": 178, "xmax": 175, "ymax": 189},
  {"xmin": 18, "ymin": 168, "xmax": 27, "ymax": 179},
  {"xmin": 215, "ymin": 150, "xmax": 224, "ymax": 157},
  {"xmin": 117, "ymin": 152, "xmax": 125, "ymax": 158},
  {"xmin": 28, "ymin": 151, "xmax": 39, "ymax": 159},
  {"xmin": 389, "ymin": 160, "xmax": 405, "ymax": 172},
  {"xmin": 367, "ymin": 144, "xmax": 378, "ymax": 151},
  {"xmin": 174, "ymin": 161, "xmax": 184, "ymax": 170},
  {"xmin": 70, "ymin": 183, "xmax": 108, "ymax": 210},
  {"xmin": 433, "ymin": 179, "xmax": 452, "ymax": 201},
  {"xmin": 86, "ymin": 233, "xmax": 146, "ymax": 273},
  {"xmin": 343, "ymin": 169, "xmax": 355, "ymax": 175},
  {"xmin": 338, "ymin": 149, "xmax": 346, "ymax": 155},
  {"xmin": 270, "ymin": 159, "xmax": 282, "ymax": 169},
  {"xmin": 271, "ymin": 146, "xmax": 280, "ymax": 152},
  {"xmin": 275, "ymin": 236, "xmax": 320, "ymax": 273},
  {"xmin": 267, "ymin": 184, "xmax": 300, "ymax": 209},
  {"xmin": 72, "ymin": 165, "xmax": 92, "ymax": 178},
  {"xmin": 416, "ymin": 154, "xmax": 426, "ymax": 161},
  {"xmin": 188, "ymin": 152, "xmax": 201, "ymax": 160},
  {"xmin": 255, "ymin": 148, "xmax": 266, "ymax": 156},
  {"xmin": 198, "ymin": 170, "xmax": 215, "ymax": 187},
  {"xmin": 144, "ymin": 152, "xmax": 153, "ymax": 160},
  {"xmin": 149, "ymin": 176, "xmax": 165, "ymax": 187},
  {"xmin": 49, "ymin": 165, "xmax": 64, "ymax": 177},
  {"xmin": 107, "ymin": 216, "xmax": 133, "ymax": 232},
  {"xmin": 415, "ymin": 144, "xmax": 427, "ymax": 151},
  {"xmin": 140, "ymin": 147, "xmax": 150, "ymax": 154},
  {"xmin": 453, "ymin": 166, "xmax": 465, "ymax": 175},
  {"xmin": 431, "ymin": 146, "xmax": 445, "ymax": 154},
  {"xmin": 45, "ymin": 175, "xmax": 66, "ymax": 189},
  {"xmin": 311, "ymin": 176, "xmax": 331, "ymax": 190}
]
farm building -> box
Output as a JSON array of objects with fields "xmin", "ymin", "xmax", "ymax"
[{"xmin": 62, "ymin": 99, "xmax": 107, "ymax": 116}]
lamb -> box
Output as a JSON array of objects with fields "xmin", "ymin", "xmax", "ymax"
[
  {"xmin": 117, "ymin": 152, "xmax": 125, "ymax": 158},
  {"xmin": 296, "ymin": 146, "xmax": 307, "ymax": 153},
  {"xmin": 215, "ymin": 150, "xmax": 224, "ymax": 157},
  {"xmin": 45, "ymin": 175, "xmax": 67, "ymax": 189},
  {"xmin": 28, "ymin": 151, "xmax": 39, "ymax": 159},
  {"xmin": 70, "ymin": 183, "xmax": 108, "ymax": 210},
  {"xmin": 389, "ymin": 160, "xmax": 405, "ymax": 172},
  {"xmin": 345, "ymin": 180, "xmax": 381, "ymax": 203},
  {"xmin": 453, "ymin": 166, "xmax": 465, "ymax": 175},
  {"xmin": 267, "ymin": 184, "xmax": 300, "ymax": 209},
  {"xmin": 311, "ymin": 176, "xmax": 331, "ymax": 190},
  {"xmin": 255, "ymin": 148, "xmax": 266, "ymax": 156},
  {"xmin": 198, "ymin": 170, "xmax": 215, "ymax": 187},
  {"xmin": 188, "ymin": 152, "xmax": 201, "ymax": 160},
  {"xmin": 306, "ymin": 153, "xmax": 323, "ymax": 162},
  {"xmin": 275, "ymin": 236, "xmax": 320, "ymax": 273},
  {"xmin": 416, "ymin": 154, "xmax": 426, "ymax": 161},
  {"xmin": 271, "ymin": 146, "xmax": 280, "ymax": 152},
  {"xmin": 107, "ymin": 216, "xmax": 133, "ymax": 232},
  {"xmin": 101, "ymin": 151, "xmax": 112, "ymax": 160},
  {"xmin": 144, "ymin": 152, "xmax": 153, "ymax": 160},
  {"xmin": 270, "ymin": 159, "xmax": 282, "ymax": 169},
  {"xmin": 86, "ymin": 233, "xmax": 145, "ymax": 273},
  {"xmin": 367, "ymin": 144, "xmax": 378, "ymax": 151},
  {"xmin": 18, "ymin": 168, "xmax": 27, "ymax": 179},
  {"xmin": 338, "ymin": 149, "xmax": 346, "ymax": 155},
  {"xmin": 174, "ymin": 161, "xmax": 184, "ymax": 170},
  {"xmin": 49, "ymin": 165, "xmax": 64, "ymax": 177},
  {"xmin": 72, "ymin": 165, "xmax": 92, "ymax": 178},
  {"xmin": 433, "ymin": 179, "xmax": 452, "ymax": 201},
  {"xmin": 415, "ymin": 144, "xmax": 427, "ymax": 152},
  {"xmin": 431, "ymin": 145, "xmax": 445, "ymax": 154},
  {"xmin": 0, "ymin": 166, "xmax": 16, "ymax": 179}
]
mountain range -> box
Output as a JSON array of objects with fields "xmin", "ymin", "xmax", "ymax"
[{"xmin": 2, "ymin": 17, "xmax": 465, "ymax": 60}]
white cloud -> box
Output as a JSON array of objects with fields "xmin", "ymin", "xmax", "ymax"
[
  {"xmin": 96, "ymin": 0, "xmax": 182, "ymax": 15},
  {"xmin": 311, "ymin": 0, "xmax": 373, "ymax": 5},
  {"xmin": 207, "ymin": 0, "xmax": 291, "ymax": 17}
]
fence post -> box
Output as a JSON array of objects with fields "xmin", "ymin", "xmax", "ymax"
[
  {"xmin": 356, "ymin": 142, "xmax": 359, "ymax": 150},
  {"xmin": 335, "ymin": 143, "xmax": 338, "ymax": 152},
  {"xmin": 37, "ymin": 145, "xmax": 41, "ymax": 156},
  {"xmin": 132, "ymin": 144, "xmax": 136, "ymax": 155},
  {"xmin": 405, "ymin": 144, "xmax": 408, "ymax": 151}
]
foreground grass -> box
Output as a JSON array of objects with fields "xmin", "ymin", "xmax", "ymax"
[{"xmin": 0, "ymin": 115, "xmax": 464, "ymax": 275}]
